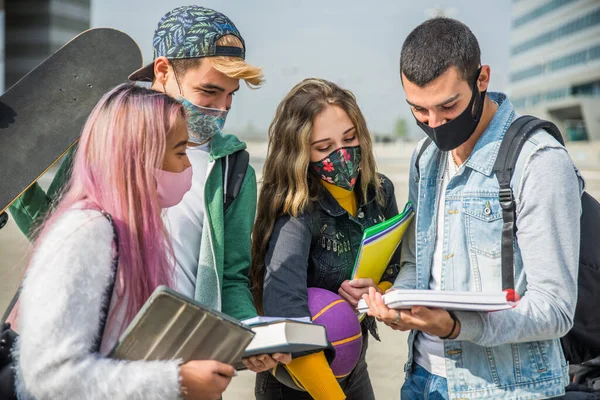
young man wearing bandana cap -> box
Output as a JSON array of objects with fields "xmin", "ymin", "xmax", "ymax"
[
  {"xmin": 9, "ymin": 5, "xmax": 290, "ymax": 375},
  {"xmin": 364, "ymin": 17, "xmax": 584, "ymax": 399},
  {"xmin": 140, "ymin": 5, "xmax": 292, "ymax": 373}
]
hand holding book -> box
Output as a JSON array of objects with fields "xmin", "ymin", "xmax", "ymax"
[
  {"xmin": 361, "ymin": 287, "xmax": 461, "ymax": 339},
  {"xmin": 360, "ymin": 287, "xmax": 517, "ymax": 339},
  {"xmin": 241, "ymin": 353, "xmax": 291, "ymax": 373},
  {"xmin": 338, "ymin": 278, "xmax": 382, "ymax": 308},
  {"xmin": 179, "ymin": 360, "xmax": 237, "ymax": 400},
  {"xmin": 357, "ymin": 288, "xmax": 513, "ymax": 313}
]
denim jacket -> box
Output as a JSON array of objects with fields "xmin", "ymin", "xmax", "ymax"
[
  {"xmin": 394, "ymin": 93, "xmax": 584, "ymax": 399},
  {"xmin": 262, "ymin": 174, "xmax": 401, "ymax": 331}
]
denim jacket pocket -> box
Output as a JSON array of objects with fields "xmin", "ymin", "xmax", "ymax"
[
  {"xmin": 463, "ymin": 197, "xmax": 503, "ymax": 260},
  {"xmin": 515, "ymin": 340, "xmax": 563, "ymax": 384},
  {"xmin": 527, "ymin": 341, "xmax": 548, "ymax": 373}
]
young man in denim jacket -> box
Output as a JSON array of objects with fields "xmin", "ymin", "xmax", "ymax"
[{"xmin": 365, "ymin": 17, "xmax": 584, "ymax": 399}]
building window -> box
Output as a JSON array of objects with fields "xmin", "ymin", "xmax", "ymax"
[
  {"xmin": 511, "ymin": 7, "xmax": 600, "ymax": 55},
  {"xmin": 510, "ymin": 65, "xmax": 545, "ymax": 82},
  {"xmin": 511, "ymin": 80, "xmax": 600, "ymax": 108},
  {"xmin": 510, "ymin": 44, "xmax": 600, "ymax": 82},
  {"xmin": 564, "ymin": 119, "xmax": 588, "ymax": 141},
  {"xmin": 572, "ymin": 80, "xmax": 600, "ymax": 95},
  {"xmin": 513, "ymin": 0, "xmax": 578, "ymax": 28}
]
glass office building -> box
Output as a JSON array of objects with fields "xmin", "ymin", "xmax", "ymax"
[
  {"xmin": 3, "ymin": 0, "xmax": 90, "ymax": 90},
  {"xmin": 509, "ymin": 0, "xmax": 600, "ymax": 141}
]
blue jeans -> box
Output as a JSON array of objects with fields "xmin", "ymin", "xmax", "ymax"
[{"xmin": 401, "ymin": 364, "xmax": 449, "ymax": 400}]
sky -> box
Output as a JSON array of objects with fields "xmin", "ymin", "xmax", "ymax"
[{"xmin": 92, "ymin": 0, "xmax": 511, "ymax": 138}]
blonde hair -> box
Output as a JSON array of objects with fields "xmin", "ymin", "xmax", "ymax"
[
  {"xmin": 250, "ymin": 78, "xmax": 384, "ymax": 313},
  {"xmin": 170, "ymin": 35, "xmax": 264, "ymax": 87},
  {"xmin": 208, "ymin": 35, "xmax": 264, "ymax": 87}
]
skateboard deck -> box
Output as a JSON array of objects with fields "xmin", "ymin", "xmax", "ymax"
[{"xmin": 0, "ymin": 28, "xmax": 142, "ymax": 219}]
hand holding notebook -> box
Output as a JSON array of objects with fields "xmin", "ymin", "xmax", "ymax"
[{"xmin": 357, "ymin": 289, "xmax": 513, "ymax": 313}]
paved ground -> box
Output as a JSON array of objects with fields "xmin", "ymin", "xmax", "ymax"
[{"xmin": 1, "ymin": 140, "xmax": 599, "ymax": 399}]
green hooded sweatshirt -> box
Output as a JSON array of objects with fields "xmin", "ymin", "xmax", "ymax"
[{"xmin": 8, "ymin": 132, "xmax": 258, "ymax": 320}]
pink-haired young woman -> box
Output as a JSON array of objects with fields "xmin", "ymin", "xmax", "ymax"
[{"xmin": 14, "ymin": 84, "xmax": 235, "ymax": 400}]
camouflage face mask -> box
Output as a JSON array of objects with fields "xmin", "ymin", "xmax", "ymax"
[
  {"xmin": 310, "ymin": 146, "xmax": 361, "ymax": 191},
  {"xmin": 177, "ymin": 96, "xmax": 228, "ymax": 144}
]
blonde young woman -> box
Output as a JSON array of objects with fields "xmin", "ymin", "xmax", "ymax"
[{"xmin": 250, "ymin": 78, "xmax": 404, "ymax": 399}]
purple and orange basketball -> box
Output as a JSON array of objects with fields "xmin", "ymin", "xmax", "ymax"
[
  {"xmin": 271, "ymin": 287, "xmax": 362, "ymax": 390},
  {"xmin": 307, "ymin": 287, "xmax": 362, "ymax": 377}
]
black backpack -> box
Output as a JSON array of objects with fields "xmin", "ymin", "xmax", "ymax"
[
  {"xmin": 416, "ymin": 116, "xmax": 600, "ymax": 365},
  {"xmin": 221, "ymin": 149, "xmax": 250, "ymax": 213}
]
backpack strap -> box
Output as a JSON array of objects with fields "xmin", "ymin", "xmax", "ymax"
[
  {"xmin": 493, "ymin": 115, "xmax": 564, "ymax": 290},
  {"xmin": 92, "ymin": 211, "xmax": 119, "ymax": 353},
  {"xmin": 221, "ymin": 150, "xmax": 250, "ymax": 213},
  {"xmin": 0, "ymin": 210, "xmax": 119, "ymax": 354},
  {"xmin": 415, "ymin": 137, "xmax": 433, "ymax": 179},
  {"xmin": 0, "ymin": 212, "xmax": 8, "ymax": 231},
  {"xmin": 0, "ymin": 290, "xmax": 20, "ymax": 326}
]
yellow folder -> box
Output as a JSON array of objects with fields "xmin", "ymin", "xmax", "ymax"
[{"xmin": 351, "ymin": 202, "xmax": 414, "ymax": 283}]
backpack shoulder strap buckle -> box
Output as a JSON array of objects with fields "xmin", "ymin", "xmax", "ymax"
[{"xmin": 499, "ymin": 187, "xmax": 515, "ymax": 211}]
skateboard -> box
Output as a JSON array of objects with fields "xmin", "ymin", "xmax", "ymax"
[{"xmin": 0, "ymin": 28, "xmax": 143, "ymax": 226}]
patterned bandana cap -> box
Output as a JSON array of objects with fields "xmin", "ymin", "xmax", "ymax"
[
  {"xmin": 310, "ymin": 146, "xmax": 361, "ymax": 191},
  {"xmin": 129, "ymin": 5, "xmax": 246, "ymax": 81},
  {"xmin": 177, "ymin": 96, "xmax": 228, "ymax": 144}
]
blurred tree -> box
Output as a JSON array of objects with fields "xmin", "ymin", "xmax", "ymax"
[{"xmin": 394, "ymin": 117, "xmax": 409, "ymax": 140}]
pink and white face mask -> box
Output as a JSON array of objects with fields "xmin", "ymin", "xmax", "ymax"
[{"xmin": 155, "ymin": 166, "xmax": 193, "ymax": 208}]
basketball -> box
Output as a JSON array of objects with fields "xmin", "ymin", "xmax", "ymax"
[{"xmin": 271, "ymin": 287, "xmax": 363, "ymax": 390}]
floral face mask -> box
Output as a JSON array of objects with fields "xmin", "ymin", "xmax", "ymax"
[
  {"xmin": 176, "ymin": 96, "xmax": 228, "ymax": 144},
  {"xmin": 170, "ymin": 68, "xmax": 229, "ymax": 144},
  {"xmin": 309, "ymin": 146, "xmax": 361, "ymax": 191}
]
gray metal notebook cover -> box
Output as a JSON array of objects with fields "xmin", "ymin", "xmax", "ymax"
[{"xmin": 109, "ymin": 286, "xmax": 255, "ymax": 365}]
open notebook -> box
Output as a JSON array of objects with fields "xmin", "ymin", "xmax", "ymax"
[
  {"xmin": 357, "ymin": 290, "xmax": 513, "ymax": 313},
  {"xmin": 351, "ymin": 202, "xmax": 414, "ymax": 283}
]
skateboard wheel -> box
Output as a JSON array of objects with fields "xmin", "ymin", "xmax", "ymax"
[{"xmin": 0, "ymin": 212, "xmax": 8, "ymax": 230}]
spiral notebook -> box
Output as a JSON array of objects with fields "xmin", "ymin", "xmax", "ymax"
[{"xmin": 351, "ymin": 202, "xmax": 414, "ymax": 283}]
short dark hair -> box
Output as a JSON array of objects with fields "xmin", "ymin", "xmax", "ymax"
[
  {"xmin": 169, "ymin": 58, "xmax": 204, "ymax": 78},
  {"xmin": 400, "ymin": 17, "xmax": 481, "ymax": 87}
]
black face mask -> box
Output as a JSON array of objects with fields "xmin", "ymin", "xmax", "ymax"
[{"xmin": 414, "ymin": 68, "xmax": 486, "ymax": 152}]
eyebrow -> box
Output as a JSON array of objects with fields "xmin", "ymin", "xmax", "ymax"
[
  {"xmin": 310, "ymin": 127, "xmax": 356, "ymax": 145},
  {"xmin": 173, "ymin": 140, "xmax": 188, "ymax": 149},
  {"xmin": 194, "ymin": 84, "xmax": 240, "ymax": 94},
  {"xmin": 406, "ymin": 94, "xmax": 460, "ymax": 109}
]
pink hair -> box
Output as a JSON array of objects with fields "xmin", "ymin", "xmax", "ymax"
[{"xmin": 32, "ymin": 83, "xmax": 186, "ymax": 329}]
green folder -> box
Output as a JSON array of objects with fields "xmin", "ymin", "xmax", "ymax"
[{"xmin": 351, "ymin": 202, "xmax": 414, "ymax": 283}]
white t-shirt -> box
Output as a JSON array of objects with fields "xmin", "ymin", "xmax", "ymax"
[
  {"xmin": 163, "ymin": 142, "xmax": 212, "ymax": 298},
  {"xmin": 414, "ymin": 151, "xmax": 459, "ymax": 378}
]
